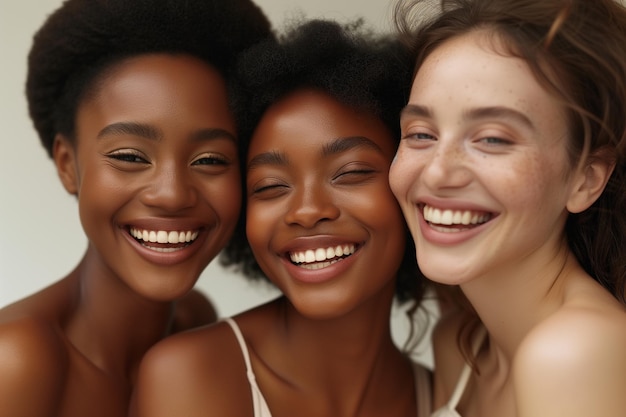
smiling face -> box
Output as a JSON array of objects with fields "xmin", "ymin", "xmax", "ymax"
[
  {"xmin": 389, "ymin": 30, "xmax": 586, "ymax": 285},
  {"xmin": 55, "ymin": 53, "xmax": 241, "ymax": 301},
  {"xmin": 246, "ymin": 89, "xmax": 406, "ymax": 319}
]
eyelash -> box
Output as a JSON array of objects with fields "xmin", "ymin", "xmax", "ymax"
[
  {"xmin": 477, "ymin": 136, "xmax": 510, "ymax": 145},
  {"xmin": 249, "ymin": 181, "xmax": 289, "ymax": 200},
  {"xmin": 407, "ymin": 132, "xmax": 435, "ymax": 140},
  {"xmin": 402, "ymin": 131, "xmax": 513, "ymax": 148},
  {"xmin": 192, "ymin": 155, "xmax": 229, "ymax": 166},
  {"xmin": 108, "ymin": 151, "xmax": 148, "ymax": 163},
  {"xmin": 335, "ymin": 168, "xmax": 375, "ymax": 178},
  {"xmin": 107, "ymin": 151, "xmax": 229, "ymax": 166}
]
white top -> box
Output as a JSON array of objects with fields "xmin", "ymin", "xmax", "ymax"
[
  {"xmin": 430, "ymin": 326, "xmax": 488, "ymax": 417},
  {"xmin": 225, "ymin": 317, "xmax": 433, "ymax": 417}
]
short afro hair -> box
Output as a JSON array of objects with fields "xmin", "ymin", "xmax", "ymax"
[
  {"xmin": 220, "ymin": 19, "xmax": 426, "ymax": 306},
  {"xmin": 26, "ymin": 0, "xmax": 273, "ymax": 157}
]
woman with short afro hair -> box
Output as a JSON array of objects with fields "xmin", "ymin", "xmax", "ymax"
[
  {"xmin": 132, "ymin": 19, "xmax": 433, "ymax": 417},
  {"xmin": 0, "ymin": 0, "xmax": 272, "ymax": 416}
]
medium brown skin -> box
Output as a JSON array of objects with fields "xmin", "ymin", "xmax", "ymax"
[
  {"xmin": 131, "ymin": 90, "xmax": 429, "ymax": 417},
  {"xmin": 0, "ymin": 54, "xmax": 240, "ymax": 417}
]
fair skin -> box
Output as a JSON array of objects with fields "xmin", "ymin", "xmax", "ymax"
[
  {"xmin": 389, "ymin": 30, "xmax": 626, "ymax": 417},
  {"xmin": 0, "ymin": 54, "xmax": 240, "ymax": 417},
  {"xmin": 131, "ymin": 89, "xmax": 422, "ymax": 417}
]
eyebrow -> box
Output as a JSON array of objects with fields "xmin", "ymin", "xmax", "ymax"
[
  {"xmin": 321, "ymin": 136, "xmax": 383, "ymax": 157},
  {"xmin": 401, "ymin": 104, "xmax": 535, "ymax": 130},
  {"xmin": 246, "ymin": 136, "xmax": 383, "ymax": 172},
  {"xmin": 97, "ymin": 122, "xmax": 237, "ymax": 143},
  {"xmin": 463, "ymin": 106, "xmax": 535, "ymax": 130},
  {"xmin": 190, "ymin": 128, "xmax": 237, "ymax": 144},
  {"xmin": 98, "ymin": 122, "xmax": 161, "ymax": 141},
  {"xmin": 400, "ymin": 104, "xmax": 431, "ymax": 120},
  {"xmin": 247, "ymin": 150, "xmax": 288, "ymax": 171}
]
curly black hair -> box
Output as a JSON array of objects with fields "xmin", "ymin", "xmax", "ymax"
[
  {"xmin": 220, "ymin": 19, "xmax": 428, "ymax": 308},
  {"xmin": 26, "ymin": 0, "xmax": 273, "ymax": 158}
]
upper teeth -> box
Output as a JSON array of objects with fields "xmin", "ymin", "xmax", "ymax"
[
  {"xmin": 423, "ymin": 205, "xmax": 490, "ymax": 225},
  {"xmin": 290, "ymin": 244, "xmax": 356, "ymax": 264},
  {"xmin": 130, "ymin": 227, "xmax": 199, "ymax": 244}
]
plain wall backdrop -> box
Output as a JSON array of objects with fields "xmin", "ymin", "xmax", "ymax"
[{"xmin": 0, "ymin": 0, "xmax": 435, "ymax": 366}]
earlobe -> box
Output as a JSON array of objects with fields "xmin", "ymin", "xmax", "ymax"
[
  {"xmin": 566, "ymin": 149, "xmax": 615, "ymax": 214},
  {"xmin": 53, "ymin": 134, "xmax": 79, "ymax": 196}
]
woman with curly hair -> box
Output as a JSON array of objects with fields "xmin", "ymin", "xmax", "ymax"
[
  {"xmin": 389, "ymin": 0, "xmax": 626, "ymax": 416},
  {"xmin": 0, "ymin": 0, "xmax": 272, "ymax": 416},
  {"xmin": 131, "ymin": 19, "xmax": 433, "ymax": 417}
]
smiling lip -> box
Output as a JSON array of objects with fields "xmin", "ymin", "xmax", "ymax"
[
  {"xmin": 288, "ymin": 244, "xmax": 356, "ymax": 268},
  {"xmin": 129, "ymin": 227, "xmax": 200, "ymax": 251},
  {"xmin": 419, "ymin": 204, "xmax": 495, "ymax": 244},
  {"xmin": 423, "ymin": 204, "xmax": 492, "ymax": 230},
  {"xmin": 123, "ymin": 225, "xmax": 205, "ymax": 266},
  {"xmin": 281, "ymin": 240, "xmax": 360, "ymax": 284}
]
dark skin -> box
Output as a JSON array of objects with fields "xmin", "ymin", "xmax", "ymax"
[
  {"xmin": 131, "ymin": 89, "xmax": 428, "ymax": 417},
  {"xmin": 0, "ymin": 54, "xmax": 240, "ymax": 417}
]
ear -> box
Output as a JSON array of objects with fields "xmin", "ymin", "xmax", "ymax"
[
  {"xmin": 53, "ymin": 134, "xmax": 79, "ymax": 196},
  {"xmin": 566, "ymin": 148, "xmax": 615, "ymax": 214}
]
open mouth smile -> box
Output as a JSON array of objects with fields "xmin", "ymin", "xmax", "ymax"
[
  {"xmin": 129, "ymin": 227, "xmax": 199, "ymax": 253},
  {"xmin": 423, "ymin": 205, "xmax": 493, "ymax": 233},
  {"xmin": 289, "ymin": 244, "xmax": 357, "ymax": 270}
]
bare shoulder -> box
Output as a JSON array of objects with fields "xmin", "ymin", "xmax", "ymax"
[
  {"xmin": 514, "ymin": 305, "xmax": 626, "ymax": 417},
  {"xmin": 0, "ymin": 316, "xmax": 68, "ymax": 417},
  {"xmin": 132, "ymin": 319, "xmax": 252, "ymax": 417}
]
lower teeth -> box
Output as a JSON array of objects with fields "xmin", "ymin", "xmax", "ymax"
[
  {"xmin": 143, "ymin": 244, "xmax": 183, "ymax": 253},
  {"xmin": 297, "ymin": 258, "xmax": 343, "ymax": 270}
]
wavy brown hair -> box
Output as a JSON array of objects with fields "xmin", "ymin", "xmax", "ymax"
[{"xmin": 394, "ymin": 0, "xmax": 626, "ymax": 361}]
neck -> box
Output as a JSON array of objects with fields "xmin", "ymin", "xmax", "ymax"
[
  {"xmin": 268, "ymin": 283, "xmax": 414, "ymax": 413},
  {"xmin": 460, "ymin": 244, "xmax": 574, "ymax": 360},
  {"xmin": 63, "ymin": 248, "xmax": 174, "ymax": 382}
]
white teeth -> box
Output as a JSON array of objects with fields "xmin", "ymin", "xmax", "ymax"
[
  {"xmin": 290, "ymin": 244, "xmax": 356, "ymax": 265},
  {"xmin": 130, "ymin": 227, "xmax": 199, "ymax": 244},
  {"xmin": 157, "ymin": 231, "xmax": 168, "ymax": 243},
  {"xmin": 423, "ymin": 205, "xmax": 490, "ymax": 226}
]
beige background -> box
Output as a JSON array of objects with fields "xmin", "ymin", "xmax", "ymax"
[{"xmin": 0, "ymin": 0, "xmax": 434, "ymax": 366}]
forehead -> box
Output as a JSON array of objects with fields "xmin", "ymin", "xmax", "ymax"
[
  {"xmin": 410, "ymin": 31, "xmax": 566, "ymax": 129},
  {"xmin": 75, "ymin": 53, "xmax": 236, "ymax": 134},
  {"xmin": 248, "ymin": 89, "xmax": 396, "ymax": 159},
  {"xmin": 416, "ymin": 31, "xmax": 532, "ymax": 95}
]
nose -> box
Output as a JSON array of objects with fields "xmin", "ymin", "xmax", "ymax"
[
  {"xmin": 421, "ymin": 140, "xmax": 472, "ymax": 191},
  {"xmin": 140, "ymin": 161, "xmax": 198, "ymax": 212},
  {"xmin": 283, "ymin": 181, "xmax": 340, "ymax": 228}
]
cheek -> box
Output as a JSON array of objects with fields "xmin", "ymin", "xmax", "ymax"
[
  {"xmin": 490, "ymin": 153, "xmax": 571, "ymax": 219},
  {"xmin": 205, "ymin": 173, "xmax": 242, "ymax": 226},
  {"xmin": 245, "ymin": 201, "xmax": 277, "ymax": 253},
  {"xmin": 76, "ymin": 166, "xmax": 128, "ymax": 213},
  {"xmin": 389, "ymin": 149, "xmax": 419, "ymax": 202}
]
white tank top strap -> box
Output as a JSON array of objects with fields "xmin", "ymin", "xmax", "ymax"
[
  {"xmin": 412, "ymin": 362, "xmax": 433, "ymax": 417},
  {"xmin": 224, "ymin": 318, "xmax": 273, "ymax": 417},
  {"xmin": 431, "ymin": 325, "xmax": 488, "ymax": 417},
  {"xmin": 446, "ymin": 362, "xmax": 472, "ymax": 410}
]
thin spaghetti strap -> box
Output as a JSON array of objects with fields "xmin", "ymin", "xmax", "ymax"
[
  {"xmin": 446, "ymin": 325, "xmax": 488, "ymax": 409},
  {"xmin": 224, "ymin": 318, "xmax": 274, "ymax": 417},
  {"xmin": 446, "ymin": 363, "xmax": 472, "ymax": 409},
  {"xmin": 224, "ymin": 318, "xmax": 255, "ymax": 381}
]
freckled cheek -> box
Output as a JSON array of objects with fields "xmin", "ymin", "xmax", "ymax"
[{"xmin": 492, "ymin": 158, "xmax": 552, "ymax": 207}]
